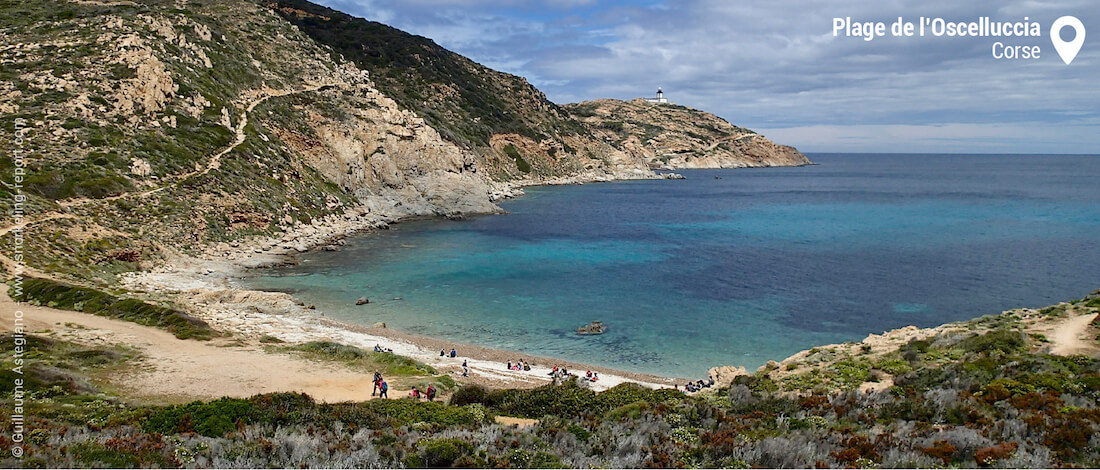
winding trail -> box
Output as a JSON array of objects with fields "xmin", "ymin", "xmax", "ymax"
[
  {"xmin": 1048, "ymin": 312, "xmax": 1099, "ymax": 356},
  {"xmin": 0, "ymin": 83, "xmax": 338, "ymax": 275},
  {"xmin": 0, "ymin": 290, "xmax": 411, "ymax": 403},
  {"xmin": 55, "ymin": 82, "xmax": 337, "ymax": 209}
]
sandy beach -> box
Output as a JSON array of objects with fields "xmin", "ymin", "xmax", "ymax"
[{"xmin": 1, "ymin": 196, "xmax": 683, "ymax": 403}]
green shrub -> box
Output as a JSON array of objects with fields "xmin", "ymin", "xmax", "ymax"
[
  {"xmin": 605, "ymin": 401, "xmax": 647, "ymax": 421},
  {"xmin": 73, "ymin": 441, "xmax": 141, "ymax": 467},
  {"xmin": 361, "ymin": 399, "xmax": 491, "ymax": 426},
  {"xmin": 143, "ymin": 397, "xmax": 256, "ymax": 437},
  {"xmin": 566, "ymin": 423, "xmax": 591, "ymax": 441},
  {"xmin": 291, "ymin": 340, "xmax": 366, "ymax": 360},
  {"xmin": 449, "ymin": 384, "xmax": 489, "ymax": 406},
  {"xmin": 874, "ymin": 356, "xmax": 913, "ymax": 375},
  {"xmin": 958, "ymin": 330, "xmax": 1026, "ymax": 354},
  {"xmin": 503, "ymin": 144, "xmax": 531, "ymax": 173},
  {"xmin": 419, "ymin": 438, "xmax": 475, "ymax": 467},
  {"xmin": 464, "ymin": 380, "xmax": 684, "ymax": 419},
  {"xmin": 12, "ymin": 277, "xmax": 215, "ymax": 340},
  {"xmin": 286, "ymin": 341, "xmax": 435, "ymax": 376}
]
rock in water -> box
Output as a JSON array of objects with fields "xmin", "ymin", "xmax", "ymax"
[
  {"xmin": 356, "ymin": 297, "xmax": 370, "ymax": 305},
  {"xmin": 576, "ymin": 321, "xmax": 606, "ymax": 335},
  {"xmin": 372, "ymin": 322, "xmax": 386, "ymax": 328}
]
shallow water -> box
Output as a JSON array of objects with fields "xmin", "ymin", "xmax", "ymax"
[{"xmin": 243, "ymin": 154, "xmax": 1100, "ymax": 378}]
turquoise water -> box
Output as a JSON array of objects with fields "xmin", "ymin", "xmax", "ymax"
[{"xmin": 242, "ymin": 154, "xmax": 1100, "ymax": 378}]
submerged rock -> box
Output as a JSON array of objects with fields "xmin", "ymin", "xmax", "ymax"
[
  {"xmin": 576, "ymin": 321, "xmax": 606, "ymax": 335},
  {"xmin": 356, "ymin": 297, "xmax": 370, "ymax": 305}
]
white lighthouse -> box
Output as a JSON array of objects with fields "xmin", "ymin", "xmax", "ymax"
[{"xmin": 644, "ymin": 87, "xmax": 669, "ymax": 104}]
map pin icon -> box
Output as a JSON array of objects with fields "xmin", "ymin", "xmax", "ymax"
[{"xmin": 1050, "ymin": 16, "xmax": 1085, "ymax": 64}]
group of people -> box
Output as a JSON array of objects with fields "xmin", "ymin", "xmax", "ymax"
[
  {"xmin": 372, "ymin": 369, "xmax": 441, "ymax": 401},
  {"xmin": 548, "ymin": 366, "xmax": 574, "ymax": 384},
  {"xmin": 440, "ymin": 348, "xmax": 469, "ymax": 377},
  {"xmin": 584, "ymin": 370, "xmax": 600, "ymax": 382},
  {"xmin": 373, "ymin": 344, "xmax": 393, "ymax": 353},
  {"xmin": 683, "ymin": 376, "xmax": 716, "ymax": 393},
  {"xmin": 409, "ymin": 384, "xmax": 438, "ymax": 402},
  {"xmin": 371, "ymin": 370, "xmax": 389, "ymax": 398},
  {"xmin": 506, "ymin": 359, "xmax": 531, "ymax": 371}
]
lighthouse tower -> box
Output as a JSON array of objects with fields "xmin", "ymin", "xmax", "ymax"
[{"xmin": 645, "ymin": 87, "xmax": 669, "ymax": 104}]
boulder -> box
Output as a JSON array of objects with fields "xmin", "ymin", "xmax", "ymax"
[
  {"xmin": 356, "ymin": 297, "xmax": 370, "ymax": 305},
  {"xmin": 576, "ymin": 321, "xmax": 606, "ymax": 335},
  {"xmin": 372, "ymin": 322, "xmax": 386, "ymax": 328},
  {"xmin": 707, "ymin": 365, "xmax": 749, "ymax": 387}
]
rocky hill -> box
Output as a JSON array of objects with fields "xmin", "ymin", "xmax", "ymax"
[
  {"xmin": 0, "ymin": 0, "xmax": 502, "ymax": 284},
  {"xmin": 566, "ymin": 99, "xmax": 811, "ymax": 169},
  {"xmin": 0, "ymin": 0, "xmax": 806, "ymax": 285},
  {"xmin": 269, "ymin": 0, "xmax": 647, "ymax": 180}
]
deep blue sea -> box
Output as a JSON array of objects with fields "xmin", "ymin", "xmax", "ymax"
[{"xmin": 242, "ymin": 154, "xmax": 1100, "ymax": 378}]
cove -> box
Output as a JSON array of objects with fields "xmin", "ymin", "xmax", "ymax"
[{"xmin": 242, "ymin": 153, "xmax": 1100, "ymax": 378}]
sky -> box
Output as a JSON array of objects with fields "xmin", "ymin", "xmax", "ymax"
[{"xmin": 314, "ymin": 0, "xmax": 1099, "ymax": 154}]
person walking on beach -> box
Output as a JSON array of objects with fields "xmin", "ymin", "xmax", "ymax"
[
  {"xmin": 462, "ymin": 360, "xmax": 469, "ymax": 377},
  {"xmin": 426, "ymin": 384, "xmax": 437, "ymax": 402},
  {"xmin": 371, "ymin": 370, "xmax": 382, "ymax": 396},
  {"xmin": 379, "ymin": 380, "xmax": 388, "ymax": 399}
]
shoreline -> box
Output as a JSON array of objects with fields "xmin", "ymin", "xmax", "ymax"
[{"xmin": 122, "ymin": 172, "xmax": 698, "ymax": 393}]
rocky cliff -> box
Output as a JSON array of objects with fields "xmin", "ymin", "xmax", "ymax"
[
  {"xmin": 0, "ymin": 0, "xmax": 500, "ymax": 283},
  {"xmin": 565, "ymin": 99, "xmax": 811, "ymax": 169},
  {"xmin": 0, "ymin": 0, "xmax": 805, "ymax": 285},
  {"xmin": 269, "ymin": 0, "xmax": 649, "ymax": 181}
]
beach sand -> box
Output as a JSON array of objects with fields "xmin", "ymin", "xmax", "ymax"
[{"xmin": 1, "ymin": 272, "xmax": 681, "ymax": 405}]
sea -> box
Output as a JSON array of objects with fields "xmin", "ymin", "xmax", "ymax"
[{"xmin": 241, "ymin": 154, "xmax": 1100, "ymax": 379}]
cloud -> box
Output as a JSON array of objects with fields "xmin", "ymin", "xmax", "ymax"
[{"xmin": 314, "ymin": 0, "xmax": 1100, "ymax": 153}]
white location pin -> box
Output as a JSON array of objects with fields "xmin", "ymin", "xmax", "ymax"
[{"xmin": 1050, "ymin": 16, "xmax": 1085, "ymax": 64}]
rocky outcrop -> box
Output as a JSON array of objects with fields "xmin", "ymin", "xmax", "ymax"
[
  {"xmin": 707, "ymin": 365, "xmax": 749, "ymax": 387},
  {"xmin": 0, "ymin": 0, "xmax": 808, "ymax": 284},
  {"xmin": 566, "ymin": 99, "xmax": 811, "ymax": 170},
  {"xmin": 270, "ymin": 0, "xmax": 654, "ymax": 180}
]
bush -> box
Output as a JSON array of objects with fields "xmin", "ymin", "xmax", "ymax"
[
  {"xmin": 959, "ymin": 330, "xmax": 1026, "ymax": 355},
  {"xmin": 142, "ymin": 392, "xmax": 491, "ymax": 438},
  {"xmin": 449, "ymin": 384, "xmax": 489, "ymax": 406},
  {"xmin": 921, "ymin": 440, "xmax": 958, "ymax": 465},
  {"xmin": 503, "ymin": 144, "xmax": 531, "ymax": 173},
  {"xmin": 291, "ymin": 341, "xmax": 366, "ymax": 361},
  {"xmin": 461, "ymin": 380, "xmax": 685, "ymax": 419},
  {"xmin": 12, "ymin": 277, "xmax": 215, "ymax": 340},
  {"xmin": 287, "ymin": 341, "xmax": 436, "ymax": 376},
  {"xmin": 875, "ymin": 356, "xmax": 913, "ymax": 375},
  {"xmin": 143, "ymin": 397, "xmax": 256, "ymax": 437},
  {"xmin": 419, "ymin": 438, "xmax": 475, "ymax": 467}
]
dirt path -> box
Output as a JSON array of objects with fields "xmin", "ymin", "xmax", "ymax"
[
  {"xmin": 0, "ymin": 291, "xmax": 406, "ymax": 403},
  {"xmin": 53, "ymin": 83, "xmax": 337, "ymax": 210},
  {"xmin": 0, "ymin": 83, "xmax": 339, "ymax": 252},
  {"xmin": 1047, "ymin": 312, "xmax": 1099, "ymax": 356}
]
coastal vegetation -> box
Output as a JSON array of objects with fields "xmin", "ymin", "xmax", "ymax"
[
  {"xmin": 5, "ymin": 295, "xmax": 1097, "ymax": 468},
  {"xmin": 0, "ymin": 0, "xmax": 1092, "ymax": 468},
  {"xmin": 9, "ymin": 277, "xmax": 215, "ymax": 340},
  {"xmin": 274, "ymin": 340, "xmax": 458, "ymax": 392}
]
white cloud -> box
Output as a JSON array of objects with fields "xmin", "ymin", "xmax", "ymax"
[{"xmin": 316, "ymin": 0, "xmax": 1100, "ymax": 153}]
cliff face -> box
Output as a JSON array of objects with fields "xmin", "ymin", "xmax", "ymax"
[
  {"xmin": 0, "ymin": 0, "xmax": 806, "ymax": 284},
  {"xmin": 565, "ymin": 99, "xmax": 811, "ymax": 169},
  {"xmin": 0, "ymin": 0, "xmax": 497, "ymax": 282},
  {"xmin": 269, "ymin": 0, "xmax": 648, "ymax": 180}
]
